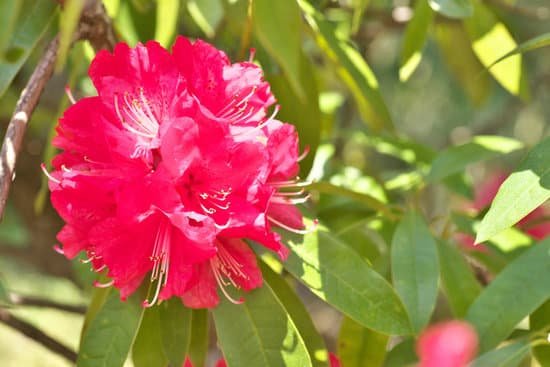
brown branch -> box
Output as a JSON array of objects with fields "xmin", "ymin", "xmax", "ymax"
[
  {"xmin": 0, "ymin": 36, "xmax": 59, "ymax": 220},
  {"xmin": 0, "ymin": 309, "xmax": 77, "ymax": 362},
  {"xmin": 79, "ymin": 0, "xmax": 118, "ymax": 52},
  {"xmin": 9, "ymin": 293, "xmax": 86, "ymax": 314}
]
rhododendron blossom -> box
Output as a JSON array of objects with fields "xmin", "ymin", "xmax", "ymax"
[
  {"xmin": 46, "ymin": 36, "xmax": 311, "ymax": 308},
  {"xmin": 416, "ymin": 320, "xmax": 478, "ymax": 367}
]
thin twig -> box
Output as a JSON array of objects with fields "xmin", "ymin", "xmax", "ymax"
[
  {"xmin": 0, "ymin": 36, "xmax": 59, "ymax": 220},
  {"xmin": 9, "ymin": 293, "xmax": 86, "ymax": 314},
  {"xmin": 0, "ymin": 309, "xmax": 77, "ymax": 362}
]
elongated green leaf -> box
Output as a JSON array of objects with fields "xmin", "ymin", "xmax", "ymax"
[
  {"xmin": 0, "ymin": 0, "xmax": 22, "ymax": 58},
  {"xmin": 437, "ymin": 241, "xmax": 481, "ymax": 317},
  {"xmin": 0, "ymin": 0, "xmax": 57, "ymax": 97},
  {"xmin": 488, "ymin": 32, "xmax": 550, "ymax": 69},
  {"xmin": 253, "ymin": 0, "xmax": 304, "ymax": 99},
  {"xmin": 77, "ymin": 290, "xmax": 144, "ymax": 367},
  {"xmin": 391, "ymin": 211, "xmax": 439, "ymax": 333},
  {"xmin": 132, "ymin": 307, "xmax": 167, "ymax": 367},
  {"xmin": 383, "ymin": 338, "xmax": 417, "ymax": 367},
  {"xmin": 338, "ymin": 316, "xmax": 388, "ymax": 367},
  {"xmin": 188, "ymin": 309, "xmax": 209, "ymax": 367},
  {"xmin": 267, "ymin": 51, "xmax": 321, "ymax": 175},
  {"xmin": 155, "ymin": 0, "xmax": 179, "ymax": 46},
  {"xmin": 213, "ymin": 280, "xmax": 312, "ymax": 367},
  {"xmin": 282, "ymin": 226, "xmax": 411, "ymax": 335},
  {"xmin": 476, "ymin": 138, "xmax": 550, "ymax": 243},
  {"xmin": 399, "ymin": 0, "xmax": 433, "ymax": 81},
  {"xmin": 261, "ymin": 262, "xmax": 329, "ymax": 367},
  {"xmin": 159, "ymin": 298, "xmax": 191, "ymax": 367},
  {"xmin": 428, "ymin": 0, "xmax": 473, "ymax": 18},
  {"xmin": 427, "ymin": 135, "xmax": 523, "ymax": 182},
  {"xmin": 298, "ymin": 0, "xmax": 394, "ymax": 133},
  {"xmin": 466, "ymin": 238, "xmax": 550, "ymax": 352},
  {"xmin": 464, "ymin": 1, "xmax": 527, "ymax": 97},
  {"xmin": 80, "ymin": 283, "xmax": 113, "ymax": 339},
  {"xmin": 532, "ymin": 301, "xmax": 550, "ymax": 365},
  {"xmin": 435, "ymin": 22, "xmax": 490, "ymax": 105},
  {"xmin": 351, "ymin": 0, "xmax": 370, "ymax": 34},
  {"xmin": 470, "ymin": 340, "xmax": 530, "ymax": 367},
  {"xmin": 186, "ymin": 0, "xmax": 223, "ymax": 39},
  {"xmin": 56, "ymin": 0, "xmax": 84, "ymax": 72}
]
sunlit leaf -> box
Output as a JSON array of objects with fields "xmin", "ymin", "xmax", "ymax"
[
  {"xmin": 338, "ymin": 316, "xmax": 387, "ymax": 367},
  {"xmin": 437, "ymin": 241, "xmax": 481, "ymax": 317},
  {"xmin": 0, "ymin": 0, "xmax": 57, "ymax": 97},
  {"xmin": 281, "ymin": 225, "xmax": 411, "ymax": 335},
  {"xmin": 159, "ymin": 298, "xmax": 192, "ymax": 367},
  {"xmin": 464, "ymin": 1, "xmax": 527, "ymax": 97},
  {"xmin": 56, "ymin": 0, "xmax": 85, "ymax": 72},
  {"xmin": 186, "ymin": 0, "xmax": 223, "ymax": 39},
  {"xmin": 213, "ymin": 279, "xmax": 312, "ymax": 367},
  {"xmin": 466, "ymin": 238, "xmax": 550, "ymax": 352},
  {"xmin": 476, "ymin": 138, "xmax": 550, "ymax": 243},
  {"xmin": 155, "ymin": 0, "xmax": 180, "ymax": 47},
  {"xmin": 188, "ymin": 309, "xmax": 209, "ymax": 367},
  {"xmin": 399, "ymin": 0, "xmax": 433, "ymax": 81},
  {"xmin": 77, "ymin": 290, "xmax": 144, "ymax": 367},
  {"xmin": 469, "ymin": 340, "xmax": 531, "ymax": 367},
  {"xmin": 427, "ymin": 135, "xmax": 524, "ymax": 182},
  {"xmin": 253, "ymin": 0, "xmax": 304, "ymax": 99},
  {"xmin": 132, "ymin": 307, "xmax": 167, "ymax": 367},
  {"xmin": 391, "ymin": 211, "xmax": 439, "ymax": 333},
  {"xmin": 298, "ymin": 0, "xmax": 394, "ymax": 133},
  {"xmin": 488, "ymin": 32, "xmax": 550, "ymax": 69},
  {"xmin": 428, "ymin": 0, "xmax": 473, "ymax": 18},
  {"xmin": 435, "ymin": 22, "xmax": 490, "ymax": 105},
  {"xmin": 261, "ymin": 262, "xmax": 329, "ymax": 367}
]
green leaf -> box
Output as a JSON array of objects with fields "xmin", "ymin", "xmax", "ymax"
[
  {"xmin": 155, "ymin": 0, "xmax": 180, "ymax": 47},
  {"xmin": 282, "ymin": 225, "xmax": 411, "ymax": 335},
  {"xmin": 531, "ymin": 301, "xmax": 550, "ymax": 365},
  {"xmin": 132, "ymin": 307, "xmax": 168, "ymax": 367},
  {"xmin": 77, "ymin": 290, "xmax": 144, "ymax": 367},
  {"xmin": 0, "ymin": 276, "xmax": 10, "ymax": 306},
  {"xmin": 338, "ymin": 316, "xmax": 388, "ymax": 367},
  {"xmin": 391, "ymin": 211, "xmax": 439, "ymax": 333},
  {"xmin": 427, "ymin": 135, "xmax": 524, "ymax": 182},
  {"xmin": 213, "ymin": 279, "xmax": 312, "ymax": 367},
  {"xmin": 488, "ymin": 32, "xmax": 550, "ymax": 69},
  {"xmin": 428, "ymin": 0, "xmax": 473, "ymax": 18},
  {"xmin": 253, "ymin": 0, "xmax": 304, "ymax": 100},
  {"xmin": 159, "ymin": 298, "xmax": 192, "ymax": 367},
  {"xmin": 383, "ymin": 338, "xmax": 417, "ymax": 367},
  {"xmin": 435, "ymin": 22, "xmax": 490, "ymax": 105},
  {"xmin": 298, "ymin": 0, "xmax": 394, "ymax": 133},
  {"xmin": 437, "ymin": 241, "xmax": 481, "ymax": 317},
  {"xmin": 469, "ymin": 340, "xmax": 531, "ymax": 367},
  {"xmin": 80, "ymin": 283, "xmax": 113, "ymax": 339},
  {"xmin": 56, "ymin": 0, "xmax": 85, "ymax": 72},
  {"xmin": 267, "ymin": 51, "xmax": 321, "ymax": 175},
  {"xmin": 0, "ymin": 0, "xmax": 22, "ymax": 57},
  {"xmin": 188, "ymin": 309, "xmax": 209, "ymax": 367},
  {"xmin": 466, "ymin": 238, "xmax": 550, "ymax": 352},
  {"xmin": 351, "ymin": 0, "xmax": 370, "ymax": 34},
  {"xmin": 261, "ymin": 262, "xmax": 329, "ymax": 367},
  {"xmin": 186, "ymin": 0, "xmax": 223, "ymax": 39},
  {"xmin": 464, "ymin": 1, "xmax": 527, "ymax": 97},
  {"xmin": 476, "ymin": 137, "xmax": 550, "ymax": 243},
  {"xmin": 399, "ymin": 0, "xmax": 433, "ymax": 81},
  {"xmin": 0, "ymin": 0, "xmax": 57, "ymax": 97}
]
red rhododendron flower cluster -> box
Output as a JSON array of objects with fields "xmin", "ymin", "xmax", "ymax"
[
  {"xmin": 46, "ymin": 37, "xmax": 310, "ymax": 308},
  {"xmin": 416, "ymin": 320, "xmax": 478, "ymax": 367},
  {"xmin": 456, "ymin": 171, "xmax": 550, "ymax": 251}
]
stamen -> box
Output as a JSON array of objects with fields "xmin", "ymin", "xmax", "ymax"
[
  {"xmin": 93, "ymin": 280, "xmax": 114, "ymax": 288},
  {"xmin": 297, "ymin": 145, "xmax": 310, "ymax": 162},
  {"xmin": 270, "ymin": 178, "xmax": 313, "ymax": 188},
  {"xmin": 52, "ymin": 244, "xmax": 64, "ymax": 255},
  {"xmin": 64, "ymin": 86, "xmax": 76, "ymax": 104},
  {"xmin": 274, "ymin": 188, "xmax": 305, "ymax": 197},
  {"xmin": 270, "ymin": 196, "xmax": 310, "ymax": 205},
  {"xmin": 267, "ymin": 216, "xmax": 318, "ymax": 235},
  {"xmin": 144, "ymin": 221, "xmax": 171, "ymax": 307},
  {"xmin": 248, "ymin": 48, "xmax": 256, "ymax": 63},
  {"xmin": 41, "ymin": 163, "xmax": 61, "ymax": 184},
  {"xmin": 210, "ymin": 260, "xmax": 244, "ymax": 305}
]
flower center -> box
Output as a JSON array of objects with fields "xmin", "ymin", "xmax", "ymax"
[
  {"xmin": 210, "ymin": 243, "xmax": 246, "ymax": 304},
  {"xmin": 114, "ymin": 88, "xmax": 160, "ymax": 141}
]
